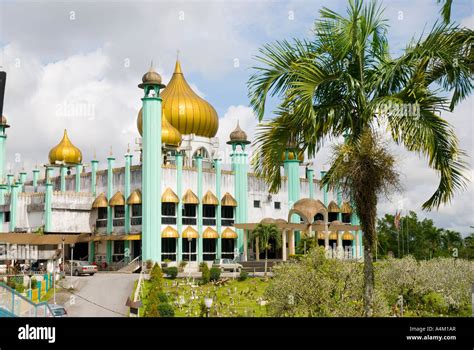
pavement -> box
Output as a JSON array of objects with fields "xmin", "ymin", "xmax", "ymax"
[{"xmin": 49, "ymin": 273, "xmax": 139, "ymax": 317}]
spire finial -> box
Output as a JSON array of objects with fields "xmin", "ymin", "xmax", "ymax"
[
  {"xmin": 177, "ymin": 49, "xmax": 180, "ymax": 60},
  {"xmin": 149, "ymin": 60, "xmax": 154, "ymax": 71},
  {"xmin": 109, "ymin": 146, "xmax": 113, "ymax": 157},
  {"xmin": 127, "ymin": 143, "xmax": 130, "ymax": 154}
]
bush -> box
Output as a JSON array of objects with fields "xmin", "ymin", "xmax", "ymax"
[
  {"xmin": 6, "ymin": 278, "xmax": 16, "ymax": 289},
  {"xmin": 179, "ymin": 261, "xmax": 187, "ymax": 272},
  {"xmin": 15, "ymin": 283, "xmax": 25, "ymax": 293},
  {"xmin": 157, "ymin": 291, "xmax": 169, "ymax": 303},
  {"xmin": 157, "ymin": 303, "xmax": 175, "ymax": 317},
  {"xmin": 164, "ymin": 267, "xmax": 178, "ymax": 279},
  {"xmin": 239, "ymin": 270, "xmax": 249, "ymax": 281},
  {"xmin": 149, "ymin": 263, "xmax": 163, "ymax": 289},
  {"xmin": 201, "ymin": 264, "xmax": 210, "ymax": 284},
  {"xmin": 30, "ymin": 277, "xmax": 38, "ymax": 290},
  {"xmin": 145, "ymin": 259, "xmax": 153, "ymax": 270},
  {"xmin": 199, "ymin": 262, "xmax": 207, "ymax": 272},
  {"xmin": 209, "ymin": 267, "xmax": 221, "ymax": 281}
]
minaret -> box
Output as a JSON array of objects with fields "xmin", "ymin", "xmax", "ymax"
[
  {"xmin": 0, "ymin": 116, "xmax": 9, "ymax": 182},
  {"xmin": 282, "ymin": 136, "xmax": 303, "ymax": 242},
  {"xmin": 139, "ymin": 63, "xmax": 166, "ymax": 263},
  {"xmin": 227, "ymin": 121, "xmax": 250, "ymax": 259}
]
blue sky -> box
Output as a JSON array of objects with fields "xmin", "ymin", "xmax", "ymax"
[{"xmin": 0, "ymin": 0, "xmax": 473, "ymax": 233}]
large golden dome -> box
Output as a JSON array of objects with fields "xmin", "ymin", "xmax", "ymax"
[
  {"xmin": 160, "ymin": 60, "xmax": 219, "ymax": 138},
  {"xmin": 48, "ymin": 129, "xmax": 82, "ymax": 165},
  {"xmin": 137, "ymin": 109, "xmax": 182, "ymax": 147}
]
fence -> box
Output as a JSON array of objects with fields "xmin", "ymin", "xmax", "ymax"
[{"xmin": 0, "ymin": 282, "xmax": 53, "ymax": 317}]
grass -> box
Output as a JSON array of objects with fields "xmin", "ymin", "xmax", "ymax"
[{"xmin": 139, "ymin": 277, "xmax": 270, "ymax": 317}]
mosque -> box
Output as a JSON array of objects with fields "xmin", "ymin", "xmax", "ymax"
[{"xmin": 0, "ymin": 60, "xmax": 362, "ymax": 272}]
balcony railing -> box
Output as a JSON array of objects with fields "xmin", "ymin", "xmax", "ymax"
[
  {"xmin": 131, "ymin": 217, "xmax": 142, "ymax": 226},
  {"xmin": 162, "ymin": 217, "xmax": 177, "ymax": 225}
]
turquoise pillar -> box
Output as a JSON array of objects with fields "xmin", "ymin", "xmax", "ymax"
[
  {"xmin": 337, "ymin": 190, "xmax": 343, "ymax": 221},
  {"xmin": 215, "ymin": 158, "xmax": 222, "ymax": 259},
  {"xmin": 89, "ymin": 241, "xmax": 95, "ymax": 264},
  {"xmin": 320, "ymin": 171, "xmax": 328, "ymax": 206},
  {"xmin": 0, "ymin": 123, "xmax": 7, "ymax": 182},
  {"xmin": 19, "ymin": 171, "xmax": 27, "ymax": 192},
  {"xmin": 139, "ymin": 66, "xmax": 165, "ymax": 263},
  {"xmin": 60, "ymin": 166, "xmax": 67, "ymax": 192},
  {"xmin": 176, "ymin": 152, "xmax": 183, "ymax": 262},
  {"xmin": 0, "ymin": 184, "xmax": 7, "ymax": 229},
  {"xmin": 91, "ymin": 160, "xmax": 99, "ymax": 196},
  {"xmin": 196, "ymin": 156, "xmax": 203, "ymax": 262},
  {"xmin": 44, "ymin": 167, "xmax": 54, "ymax": 233},
  {"xmin": 124, "ymin": 153, "xmax": 132, "ymax": 234},
  {"xmin": 32, "ymin": 169, "xmax": 40, "ymax": 192},
  {"xmin": 6, "ymin": 174, "xmax": 13, "ymax": 191},
  {"xmin": 306, "ymin": 168, "xmax": 314, "ymax": 199},
  {"xmin": 37, "ymin": 281, "xmax": 41, "ymax": 300},
  {"xmin": 106, "ymin": 156, "xmax": 115, "ymax": 264},
  {"xmin": 230, "ymin": 145, "xmax": 248, "ymax": 257},
  {"xmin": 284, "ymin": 151, "xmax": 301, "ymax": 243},
  {"xmin": 9, "ymin": 182, "xmax": 19, "ymax": 232},
  {"xmin": 75, "ymin": 164, "xmax": 83, "ymax": 192}
]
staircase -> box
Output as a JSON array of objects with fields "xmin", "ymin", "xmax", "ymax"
[
  {"xmin": 117, "ymin": 256, "xmax": 142, "ymax": 274},
  {"xmin": 241, "ymin": 260, "xmax": 278, "ymax": 273},
  {"xmin": 0, "ymin": 282, "xmax": 53, "ymax": 317}
]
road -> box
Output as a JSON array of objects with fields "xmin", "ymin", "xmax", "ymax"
[{"xmin": 54, "ymin": 273, "xmax": 139, "ymax": 317}]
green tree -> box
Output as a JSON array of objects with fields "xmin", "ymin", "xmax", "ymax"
[
  {"xmin": 247, "ymin": 0, "xmax": 472, "ymax": 316},
  {"xmin": 250, "ymin": 223, "xmax": 282, "ymax": 277}
]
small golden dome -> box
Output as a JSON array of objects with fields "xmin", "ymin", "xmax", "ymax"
[
  {"xmin": 161, "ymin": 60, "xmax": 219, "ymax": 138},
  {"xmin": 137, "ymin": 109, "xmax": 182, "ymax": 147},
  {"xmin": 138, "ymin": 63, "xmax": 164, "ymax": 89},
  {"xmin": 227, "ymin": 121, "xmax": 250, "ymax": 145},
  {"xmin": 48, "ymin": 129, "xmax": 82, "ymax": 165},
  {"xmin": 0, "ymin": 115, "xmax": 10, "ymax": 128},
  {"xmin": 281, "ymin": 149, "xmax": 304, "ymax": 162}
]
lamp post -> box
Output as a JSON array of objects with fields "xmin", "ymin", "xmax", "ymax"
[
  {"xmin": 70, "ymin": 243, "xmax": 75, "ymax": 278},
  {"xmin": 204, "ymin": 297, "xmax": 213, "ymax": 317},
  {"xmin": 61, "ymin": 237, "xmax": 65, "ymax": 273},
  {"xmin": 188, "ymin": 237, "xmax": 192, "ymax": 279}
]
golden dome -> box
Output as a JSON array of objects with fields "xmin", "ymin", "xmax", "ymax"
[
  {"xmin": 48, "ymin": 129, "xmax": 82, "ymax": 165},
  {"xmin": 137, "ymin": 109, "xmax": 182, "ymax": 147},
  {"xmin": 160, "ymin": 60, "xmax": 219, "ymax": 138},
  {"xmin": 281, "ymin": 149, "xmax": 304, "ymax": 162}
]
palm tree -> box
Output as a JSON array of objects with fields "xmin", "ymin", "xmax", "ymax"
[
  {"xmin": 437, "ymin": 0, "xmax": 453, "ymax": 24},
  {"xmin": 324, "ymin": 130, "xmax": 401, "ymax": 315},
  {"xmin": 250, "ymin": 223, "xmax": 282, "ymax": 277},
  {"xmin": 247, "ymin": 0, "xmax": 472, "ymax": 316}
]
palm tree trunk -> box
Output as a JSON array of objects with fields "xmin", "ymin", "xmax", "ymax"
[{"xmin": 264, "ymin": 250, "xmax": 268, "ymax": 277}]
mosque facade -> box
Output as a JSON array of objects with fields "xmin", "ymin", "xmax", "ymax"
[{"xmin": 0, "ymin": 61, "xmax": 362, "ymax": 272}]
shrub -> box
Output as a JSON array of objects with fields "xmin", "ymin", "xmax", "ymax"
[
  {"xmin": 15, "ymin": 283, "xmax": 25, "ymax": 293},
  {"xmin": 199, "ymin": 262, "xmax": 207, "ymax": 272},
  {"xmin": 144, "ymin": 300, "xmax": 160, "ymax": 317},
  {"xmin": 145, "ymin": 259, "xmax": 153, "ymax": 270},
  {"xmin": 165, "ymin": 267, "xmax": 178, "ymax": 279},
  {"xmin": 149, "ymin": 263, "xmax": 163, "ymax": 288},
  {"xmin": 157, "ymin": 291, "xmax": 169, "ymax": 303},
  {"xmin": 201, "ymin": 264, "xmax": 210, "ymax": 284},
  {"xmin": 179, "ymin": 261, "xmax": 187, "ymax": 272},
  {"xmin": 239, "ymin": 270, "xmax": 249, "ymax": 281},
  {"xmin": 210, "ymin": 267, "xmax": 221, "ymax": 281},
  {"xmin": 30, "ymin": 277, "xmax": 38, "ymax": 290},
  {"xmin": 6, "ymin": 278, "xmax": 16, "ymax": 289},
  {"xmin": 157, "ymin": 303, "xmax": 175, "ymax": 317}
]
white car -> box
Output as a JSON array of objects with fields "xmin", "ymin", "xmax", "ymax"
[{"xmin": 212, "ymin": 259, "xmax": 243, "ymax": 272}]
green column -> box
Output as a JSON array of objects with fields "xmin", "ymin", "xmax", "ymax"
[
  {"xmin": 284, "ymin": 153, "xmax": 300, "ymax": 242},
  {"xmin": 124, "ymin": 153, "xmax": 132, "ymax": 234},
  {"xmin": 306, "ymin": 168, "xmax": 314, "ymax": 199},
  {"xmin": 176, "ymin": 152, "xmax": 183, "ymax": 262},
  {"xmin": 32, "ymin": 169, "xmax": 40, "ymax": 192},
  {"xmin": 196, "ymin": 156, "xmax": 203, "ymax": 262},
  {"xmin": 44, "ymin": 167, "xmax": 54, "ymax": 233},
  {"xmin": 91, "ymin": 160, "xmax": 99, "ymax": 196},
  {"xmin": 0, "ymin": 184, "xmax": 7, "ymax": 229},
  {"xmin": 215, "ymin": 158, "xmax": 222, "ymax": 259},
  {"xmin": 75, "ymin": 164, "xmax": 83, "ymax": 192},
  {"xmin": 320, "ymin": 171, "xmax": 328, "ymax": 206},
  {"xmin": 60, "ymin": 166, "xmax": 67, "ymax": 192},
  {"xmin": 9, "ymin": 182, "xmax": 19, "ymax": 232},
  {"xmin": 140, "ymin": 74, "xmax": 164, "ymax": 263},
  {"xmin": 19, "ymin": 172, "xmax": 27, "ymax": 192},
  {"xmin": 337, "ymin": 190, "xmax": 343, "ymax": 221},
  {"xmin": 89, "ymin": 241, "xmax": 95, "ymax": 264},
  {"xmin": 6, "ymin": 174, "xmax": 13, "ymax": 191},
  {"xmin": 106, "ymin": 156, "xmax": 115, "ymax": 263},
  {"xmin": 0, "ymin": 125, "xmax": 7, "ymax": 182},
  {"xmin": 231, "ymin": 147, "xmax": 248, "ymax": 257}
]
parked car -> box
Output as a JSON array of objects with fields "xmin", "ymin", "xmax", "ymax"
[
  {"xmin": 212, "ymin": 259, "xmax": 243, "ymax": 272},
  {"xmin": 49, "ymin": 304, "xmax": 68, "ymax": 317},
  {"xmin": 64, "ymin": 260, "xmax": 97, "ymax": 276}
]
